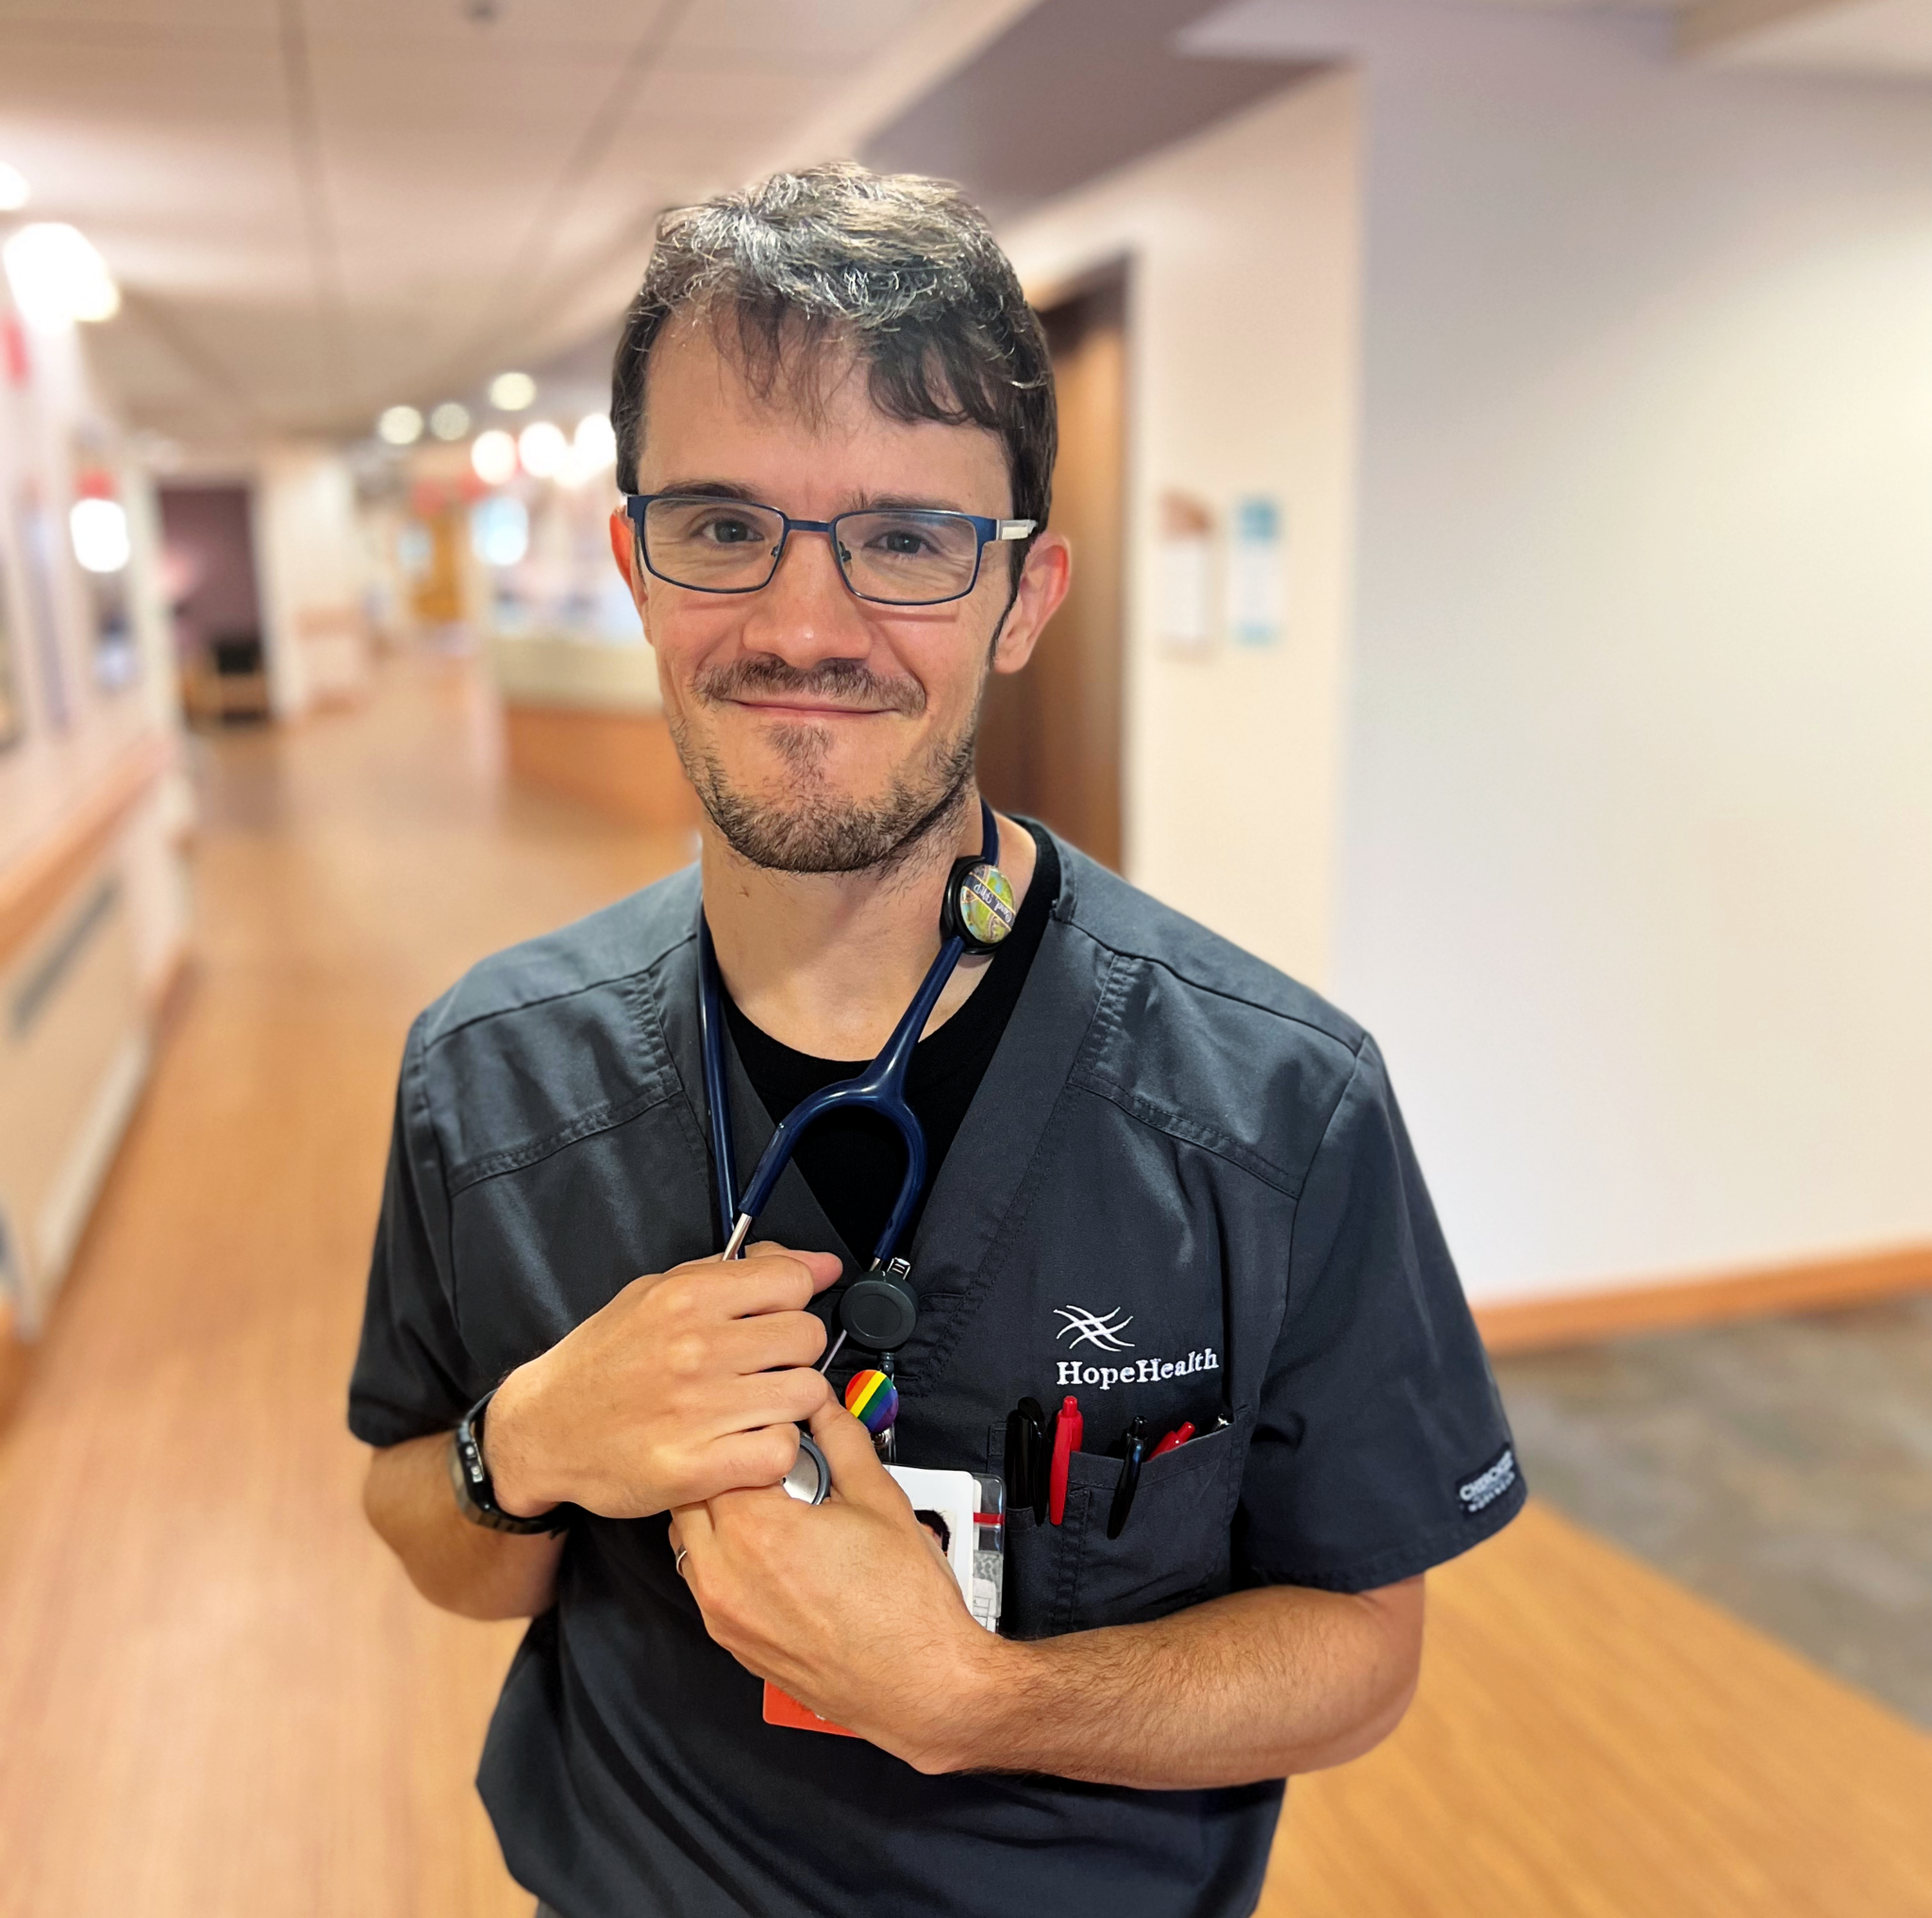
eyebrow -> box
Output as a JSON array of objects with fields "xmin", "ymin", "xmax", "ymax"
[{"xmin": 647, "ymin": 481, "xmax": 977, "ymax": 517}]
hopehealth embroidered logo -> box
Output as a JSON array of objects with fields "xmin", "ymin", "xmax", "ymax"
[
  {"xmin": 1053, "ymin": 1306, "xmax": 1136, "ymax": 1352},
  {"xmin": 1052, "ymin": 1306, "xmax": 1221, "ymax": 1391}
]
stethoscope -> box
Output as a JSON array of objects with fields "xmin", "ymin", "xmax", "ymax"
[{"xmin": 696, "ymin": 801, "xmax": 1016, "ymax": 1492}]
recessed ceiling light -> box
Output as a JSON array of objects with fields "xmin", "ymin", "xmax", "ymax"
[
  {"xmin": 489, "ymin": 370, "xmax": 536, "ymax": 411},
  {"xmin": 2, "ymin": 223, "xmax": 119, "ymax": 327},
  {"xmin": 517, "ymin": 420, "xmax": 566, "ymax": 478},
  {"xmin": 0, "ymin": 163, "xmax": 27, "ymax": 212},
  {"xmin": 377, "ymin": 404, "xmax": 425, "ymax": 446},
  {"xmin": 471, "ymin": 428, "xmax": 518, "ymax": 485},
  {"xmin": 428, "ymin": 400, "xmax": 471, "ymax": 441}
]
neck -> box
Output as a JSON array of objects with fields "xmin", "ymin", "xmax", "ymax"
[{"xmin": 701, "ymin": 787, "xmax": 1038, "ymax": 1061}]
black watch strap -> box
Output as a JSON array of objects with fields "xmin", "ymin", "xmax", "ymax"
[{"xmin": 451, "ymin": 1389, "xmax": 563, "ymax": 1535}]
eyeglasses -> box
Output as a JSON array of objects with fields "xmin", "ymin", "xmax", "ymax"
[{"xmin": 621, "ymin": 493, "xmax": 1036, "ymax": 608}]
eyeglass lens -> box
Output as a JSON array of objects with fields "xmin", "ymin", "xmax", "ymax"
[{"xmin": 642, "ymin": 498, "xmax": 983, "ymax": 605}]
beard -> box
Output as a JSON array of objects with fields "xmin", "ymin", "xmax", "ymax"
[{"xmin": 669, "ymin": 653, "xmax": 979, "ymax": 875}]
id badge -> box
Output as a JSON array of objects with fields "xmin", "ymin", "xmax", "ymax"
[{"xmin": 762, "ymin": 1468, "xmax": 1006, "ymax": 1736}]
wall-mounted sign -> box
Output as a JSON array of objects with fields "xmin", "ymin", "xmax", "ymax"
[
  {"xmin": 1228, "ymin": 494, "xmax": 1285, "ymax": 647},
  {"xmin": 1157, "ymin": 490, "xmax": 1214, "ymax": 657}
]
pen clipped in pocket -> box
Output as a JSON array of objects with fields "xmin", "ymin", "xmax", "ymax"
[{"xmin": 998, "ymin": 1414, "xmax": 1243, "ymax": 1639}]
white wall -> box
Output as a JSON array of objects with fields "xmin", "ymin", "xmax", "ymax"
[
  {"xmin": 0, "ymin": 290, "xmax": 192, "ymax": 1333},
  {"xmin": 254, "ymin": 448, "xmax": 371, "ymax": 716},
  {"xmin": 1187, "ymin": 0, "xmax": 1932, "ymax": 1297},
  {"xmin": 999, "ymin": 72, "xmax": 1362, "ymax": 989}
]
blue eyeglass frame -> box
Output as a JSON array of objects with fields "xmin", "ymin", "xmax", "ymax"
[{"xmin": 619, "ymin": 492, "xmax": 1037, "ymax": 608}]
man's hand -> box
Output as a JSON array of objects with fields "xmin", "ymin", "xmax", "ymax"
[
  {"xmin": 672, "ymin": 1398, "xmax": 1425, "ymax": 1790},
  {"xmin": 669, "ymin": 1400, "xmax": 994, "ymax": 1770},
  {"xmin": 484, "ymin": 1243, "xmax": 841, "ymax": 1521}
]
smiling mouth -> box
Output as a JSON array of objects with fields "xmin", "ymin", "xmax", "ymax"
[{"xmin": 730, "ymin": 698, "xmax": 893, "ymax": 719}]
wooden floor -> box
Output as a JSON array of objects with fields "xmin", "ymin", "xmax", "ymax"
[{"xmin": 2, "ymin": 655, "xmax": 1929, "ymax": 1917}]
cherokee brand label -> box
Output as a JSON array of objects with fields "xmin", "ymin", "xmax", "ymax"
[{"xmin": 1457, "ymin": 1446, "xmax": 1518, "ymax": 1515}]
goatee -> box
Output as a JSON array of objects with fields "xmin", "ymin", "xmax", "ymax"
[{"xmin": 670, "ymin": 656, "xmax": 979, "ymax": 875}]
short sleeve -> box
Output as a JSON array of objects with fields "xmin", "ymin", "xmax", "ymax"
[
  {"xmin": 1235, "ymin": 1034, "xmax": 1524, "ymax": 1593},
  {"xmin": 346, "ymin": 1016, "xmax": 482, "ymax": 1447}
]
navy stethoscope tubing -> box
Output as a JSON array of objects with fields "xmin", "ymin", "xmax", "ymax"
[{"xmin": 697, "ymin": 800, "xmax": 1008, "ymax": 1293}]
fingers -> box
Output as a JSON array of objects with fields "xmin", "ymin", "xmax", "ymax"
[
  {"xmin": 808, "ymin": 1401, "xmax": 909, "ymax": 1517},
  {"xmin": 693, "ymin": 1253, "xmax": 840, "ymax": 1324},
  {"xmin": 712, "ymin": 1308, "xmax": 828, "ymax": 1376},
  {"xmin": 744, "ymin": 1244, "xmax": 843, "ymax": 1293},
  {"xmin": 705, "ymin": 1423, "xmax": 804, "ymax": 1496},
  {"xmin": 724, "ymin": 1364, "xmax": 832, "ymax": 1431}
]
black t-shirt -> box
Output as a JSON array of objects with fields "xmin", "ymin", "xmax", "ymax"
[
  {"xmin": 346, "ymin": 835, "xmax": 1524, "ymax": 1918},
  {"xmin": 721, "ymin": 825, "xmax": 1058, "ymax": 1264}
]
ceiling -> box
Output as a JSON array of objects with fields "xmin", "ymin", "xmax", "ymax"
[
  {"xmin": 4, "ymin": 0, "xmax": 1926, "ymax": 452},
  {"xmin": 0, "ymin": 0, "xmax": 959, "ymax": 442},
  {"xmin": 861, "ymin": 0, "xmax": 1321, "ymax": 225}
]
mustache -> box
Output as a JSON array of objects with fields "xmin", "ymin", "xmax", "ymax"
[{"xmin": 691, "ymin": 655, "xmax": 924, "ymax": 718}]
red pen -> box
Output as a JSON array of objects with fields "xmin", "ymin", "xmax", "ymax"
[
  {"xmin": 1048, "ymin": 1394, "xmax": 1082, "ymax": 1525},
  {"xmin": 1150, "ymin": 1421, "xmax": 1194, "ymax": 1458}
]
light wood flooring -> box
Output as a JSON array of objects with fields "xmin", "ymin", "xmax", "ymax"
[{"xmin": 2, "ymin": 656, "xmax": 1929, "ymax": 1917}]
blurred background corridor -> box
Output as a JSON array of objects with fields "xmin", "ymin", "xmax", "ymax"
[{"xmin": 2, "ymin": 3, "xmax": 1930, "ymax": 1914}]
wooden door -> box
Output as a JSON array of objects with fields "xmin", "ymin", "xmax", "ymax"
[{"xmin": 977, "ymin": 267, "xmax": 1125, "ymax": 870}]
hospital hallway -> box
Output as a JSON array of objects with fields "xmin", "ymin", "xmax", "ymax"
[{"xmin": 1, "ymin": 653, "xmax": 1929, "ymax": 1918}]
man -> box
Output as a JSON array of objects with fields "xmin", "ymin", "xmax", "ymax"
[{"xmin": 352, "ymin": 164, "xmax": 1523, "ymax": 1918}]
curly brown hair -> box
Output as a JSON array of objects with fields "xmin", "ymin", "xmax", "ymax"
[{"xmin": 610, "ymin": 163, "xmax": 1057, "ymax": 537}]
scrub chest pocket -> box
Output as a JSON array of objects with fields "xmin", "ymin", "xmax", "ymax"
[{"xmin": 999, "ymin": 1418, "xmax": 1245, "ymax": 1639}]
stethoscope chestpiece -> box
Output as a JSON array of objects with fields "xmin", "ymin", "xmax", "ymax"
[
  {"xmin": 840, "ymin": 1255, "xmax": 919, "ymax": 1354},
  {"xmin": 941, "ymin": 857, "xmax": 1017, "ymax": 957},
  {"xmin": 781, "ymin": 1430, "xmax": 832, "ymax": 1505}
]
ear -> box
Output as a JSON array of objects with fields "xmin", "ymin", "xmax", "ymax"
[
  {"xmin": 990, "ymin": 532, "xmax": 1072, "ymax": 677},
  {"xmin": 608, "ymin": 507, "xmax": 640, "ymax": 596},
  {"xmin": 608, "ymin": 508, "xmax": 653, "ymax": 642}
]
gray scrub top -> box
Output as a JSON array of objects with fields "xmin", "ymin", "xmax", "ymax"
[{"xmin": 348, "ymin": 835, "xmax": 1524, "ymax": 1918}]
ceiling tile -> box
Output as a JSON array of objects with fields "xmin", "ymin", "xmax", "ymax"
[
  {"xmin": 666, "ymin": 0, "xmax": 937, "ymax": 61},
  {"xmin": 307, "ymin": 0, "xmax": 673, "ymax": 55}
]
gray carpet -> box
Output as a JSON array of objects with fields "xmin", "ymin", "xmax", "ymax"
[{"xmin": 1493, "ymin": 1292, "xmax": 1932, "ymax": 1728}]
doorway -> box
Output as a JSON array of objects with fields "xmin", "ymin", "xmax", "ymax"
[{"xmin": 977, "ymin": 263, "xmax": 1126, "ymax": 870}]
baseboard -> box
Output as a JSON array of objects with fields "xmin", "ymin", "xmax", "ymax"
[{"xmin": 1474, "ymin": 1241, "xmax": 1932, "ymax": 1355}]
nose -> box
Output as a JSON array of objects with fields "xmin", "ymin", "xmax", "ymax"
[{"xmin": 738, "ymin": 522, "xmax": 876, "ymax": 669}]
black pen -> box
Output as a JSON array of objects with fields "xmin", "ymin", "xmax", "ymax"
[
  {"xmin": 1004, "ymin": 1396, "xmax": 1048, "ymax": 1523},
  {"xmin": 1107, "ymin": 1416, "xmax": 1149, "ymax": 1541}
]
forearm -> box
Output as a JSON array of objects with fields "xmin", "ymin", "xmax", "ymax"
[
  {"xmin": 362, "ymin": 1432, "xmax": 564, "ymax": 1622},
  {"xmin": 936, "ymin": 1578, "xmax": 1423, "ymax": 1790}
]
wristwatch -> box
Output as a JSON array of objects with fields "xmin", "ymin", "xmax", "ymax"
[{"xmin": 450, "ymin": 1388, "xmax": 565, "ymax": 1535}]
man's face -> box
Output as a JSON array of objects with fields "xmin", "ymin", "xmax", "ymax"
[{"xmin": 611, "ymin": 317, "xmax": 1061, "ymax": 874}]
